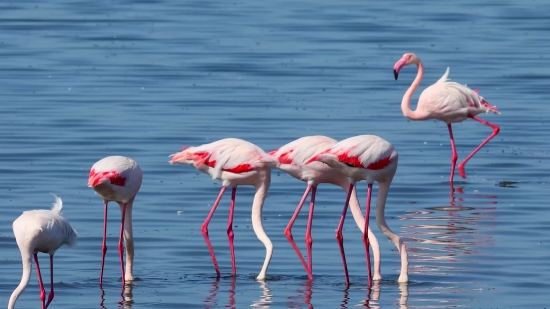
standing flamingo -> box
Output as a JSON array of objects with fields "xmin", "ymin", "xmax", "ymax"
[
  {"xmin": 8, "ymin": 194, "xmax": 77, "ymax": 309},
  {"xmin": 262, "ymin": 135, "xmax": 382, "ymax": 282},
  {"xmin": 88, "ymin": 156, "xmax": 143, "ymax": 286},
  {"xmin": 306, "ymin": 135, "xmax": 408, "ymax": 285},
  {"xmin": 393, "ymin": 53, "xmax": 501, "ymax": 181},
  {"xmin": 169, "ymin": 138, "xmax": 273, "ymax": 280}
]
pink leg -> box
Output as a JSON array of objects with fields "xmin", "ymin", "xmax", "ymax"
[
  {"xmin": 118, "ymin": 203, "xmax": 127, "ymax": 287},
  {"xmin": 100, "ymin": 202, "xmax": 108, "ymax": 285},
  {"xmin": 201, "ymin": 186, "xmax": 227, "ymax": 278},
  {"xmin": 227, "ymin": 187, "xmax": 237, "ymax": 276},
  {"xmin": 458, "ymin": 115, "xmax": 500, "ymax": 178},
  {"xmin": 305, "ymin": 186, "xmax": 317, "ymax": 273},
  {"xmin": 45, "ymin": 255, "xmax": 55, "ymax": 308},
  {"xmin": 447, "ymin": 124, "xmax": 458, "ymax": 183},
  {"xmin": 284, "ymin": 185, "xmax": 313, "ymax": 279},
  {"xmin": 33, "ymin": 254, "xmax": 46, "ymax": 309},
  {"xmin": 362, "ymin": 184, "xmax": 373, "ymax": 287},
  {"xmin": 336, "ymin": 183, "xmax": 354, "ymax": 287}
]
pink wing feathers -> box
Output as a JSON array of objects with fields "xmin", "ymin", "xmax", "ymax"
[
  {"xmin": 268, "ymin": 136, "xmax": 337, "ymax": 165},
  {"xmin": 306, "ymin": 135, "xmax": 395, "ymax": 170},
  {"xmin": 430, "ymin": 68, "xmax": 500, "ymax": 115},
  {"xmin": 169, "ymin": 138, "xmax": 266, "ymax": 176},
  {"xmin": 88, "ymin": 169, "xmax": 126, "ymax": 187}
]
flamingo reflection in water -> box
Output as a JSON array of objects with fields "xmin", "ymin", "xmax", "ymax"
[{"xmin": 400, "ymin": 183, "xmax": 497, "ymax": 273}]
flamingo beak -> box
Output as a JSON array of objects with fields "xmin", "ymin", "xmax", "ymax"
[{"xmin": 393, "ymin": 57, "xmax": 407, "ymax": 80}]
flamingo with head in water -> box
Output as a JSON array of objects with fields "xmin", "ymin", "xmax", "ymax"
[
  {"xmin": 169, "ymin": 138, "xmax": 274, "ymax": 280},
  {"xmin": 8, "ymin": 194, "xmax": 77, "ymax": 309},
  {"xmin": 393, "ymin": 53, "xmax": 500, "ymax": 182},
  {"xmin": 306, "ymin": 134, "xmax": 409, "ymax": 286},
  {"xmin": 88, "ymin": 155, "xmax": 143, "ymax": 287}
]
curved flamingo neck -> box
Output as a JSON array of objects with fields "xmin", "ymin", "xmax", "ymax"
[
  {"xmin": 401, "ymin": 62, "xmax": 428, "ymax": 120},
  {"xmin": 8, "ymin": 251, "xmax": 32, "ymax": 309},
  {"xmin": 252, "ymin": 170, "xmax": 273, "ymax": 280}
]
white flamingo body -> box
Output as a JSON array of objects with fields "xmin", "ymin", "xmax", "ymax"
[
  {"xmin": 169, "ymin": 138, "xmax": 273, "ymax": 280},
  {"xmin": 307, "ymin": 134, "xmax": 409, "ymax": 284},
  {"xmin": 88, "ymin": 155, "xmax": 142, "ymax": 285},
  {"xmin": 416, "ymin": 68, "xmax": 499, "ymax": 123},
  {"xmin": 263, "ymin": 135, "xmax": 383, "ymax": 281},
  {"xmin": 8, "ymin": 194, "xmax": 77, "ymax": 309}
]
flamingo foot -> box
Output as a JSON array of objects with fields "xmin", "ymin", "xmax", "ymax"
[{"xmin": 457, "ymin": 162, "xmax": 467, "ymax": 178}]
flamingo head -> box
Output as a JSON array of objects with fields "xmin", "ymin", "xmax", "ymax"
[{"xmin": 393, "ymin": 53, "xmax": 420, "ymax": 80}]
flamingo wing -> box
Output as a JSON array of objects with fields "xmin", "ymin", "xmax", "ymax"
[
  {"xmin": 269, "ymin": 135, "xmax": 337, "ymax": 165},
  {"xmin": 307, "ymin": 135, "xmax": 395, "ymax": 170},
  {"xmin": 170, "ymin": 138, "xmax": 264, "ymax": 174}
]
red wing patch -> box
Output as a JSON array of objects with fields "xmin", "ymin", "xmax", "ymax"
[
  {"xmin": 337, "ymin": 154, "xmax": 391, "ymax": 170},
  {"xmin": 89, "ymin": 169, "xmax": 126, "ymax": 187},
  {"xmin": 223, "ymin": 164, "xmax": 254, "ymax": 173},
  {"xmin": 194, "ymin": 152, "xmax": 255, "ymax": 174},
  {"xmin": 365, "ymin": 156, "xmax": 392, "ymax": 170},
  {"xmin": 267, "ymin": 149, "xmax": 294, "ymax": 164}
]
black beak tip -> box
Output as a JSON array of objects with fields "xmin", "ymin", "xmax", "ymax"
[{"xmin": 393, "ymin": 70, "xmax": 398, "ymax": 80}]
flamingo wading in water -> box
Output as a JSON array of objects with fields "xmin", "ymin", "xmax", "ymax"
[
  {"xmin": 393, "ymin": 53, "xmax": 501, "ymax": 181},
  {"xmin": 263, "ymin": 135, "xmax": 382, "ymax": 282},
  {"xmin": 8, "ymin": 194, "xmax": 77, "ymax": 309},
  {"xmin": 169, "ymin": 138, "xmax": 273, "ymax": 280},
  {"xmin": 306, "ymin": 135, "xmax": 409, "ymax": 284},
  {"xmin": 88, "ymin": 156, "xmax": 143, "ymax": 286}
]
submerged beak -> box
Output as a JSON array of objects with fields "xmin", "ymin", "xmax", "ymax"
[{"xmin": 393, "ymin": 57, "xmax": 407, "ymax": 80}]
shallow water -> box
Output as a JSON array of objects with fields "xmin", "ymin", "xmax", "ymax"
[{"xmin": 1, "ymin": 0, "xmax": 550, "ymax": 308}]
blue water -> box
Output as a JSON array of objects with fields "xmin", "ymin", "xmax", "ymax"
[{"xmin": 1, "ymin": 0, "xmax": 550, "ymax": 308}]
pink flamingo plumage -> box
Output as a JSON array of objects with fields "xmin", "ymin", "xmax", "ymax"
[
  {"xmin": 169, "ymin": 138, "xmax": 274, "ymax": 280},
  {"xmin": 262, "ymin": 135, "xmax": 382, "ymax": 281},
  {"xmin": 8, "ymin": 194, "xmax": 77, "ymax": 309},
  {"xmin": 306, "ymin": 135, "xmax": 409, "ymax": 285},
  {"xmin": 88, "ymin": 156, "xmax": 143, "ymax": 287},
  {"xmin": 393, "ymin": 53, "xmax": 501, "ymax": 181}
]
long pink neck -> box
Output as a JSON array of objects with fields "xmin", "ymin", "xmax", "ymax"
[{"xmin": 401, "ymin": 62, "xmax": 427, "ymax": 120}]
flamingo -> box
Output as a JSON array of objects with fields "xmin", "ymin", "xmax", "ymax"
[
  {"xmin": 88, "ymin": 156, "xmax": 143, "ymax": 286},
  {"xmin": 8, "ymin": 194, "xmax": 77, "ymax": 309},
  {"xmin": 169, "ymin": 138, "xmax": 274, "ymax": 280},
  {"xmin": 306, "ymin": 135, "xmax": 409, "ymax": 284},
  {"xmin": 393, "ymin": 52, "xmax": 501, "ymax": 181},
  {"xmin": 262, "ymin": 135, "xmax": 382, "ymax": 281}
]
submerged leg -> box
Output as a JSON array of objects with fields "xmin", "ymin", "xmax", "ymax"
[
  {"xmin": 202, "ymin": 186, "xmax": 227, "ymax": 278},
  {"xmin": 227, "ymin": 187, "xmax": 237, "ymax": 276},
  {"xmin": 447, "ymin": 124, "xmax": 458, "ymax": 183},
  {"xmin": 100, "ymin": 202, "xmax": 108, "ymax": 285},
  {"xmin": 362, "ymin": 183, "xmax": 373, "ymax": 286},
  {"xmin": 284, "ymin": 185, "xmax": 313, "ymax": 279},
  {"xmin": 305, "ymin": 186, "xmax": 317, "ymax": 273},
  {"xmin": 336, "ymin": 183, "xmax": 354, "ymax": 287},
  {"xmin": 45, "ymin": 255, "xmax": 55, "ymax": 308},
  {"xmin": 34, "ymin": 254, "xmax": 46, "ymax": 309},
  {"xmin": 118, "ymin": 203, "xmax": 127, "ymax": 287},
  {"xmin": 458, "ymin": 115, "xmax": 500, "ymax": 178}
]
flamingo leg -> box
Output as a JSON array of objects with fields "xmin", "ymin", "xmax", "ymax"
[
  {"xmin": 227, "ymin": 187, "xmax": 237, "ymax": 276},
  {"xmin": 305, "ymin": 186, "xmax": 317, "ymax": 273},
  {"xmin": 118, "ymin": 203, "xmax": 127, "ymax": 287},
  {"xmin": 458, "ymin": 115, "xmax": 500, "ymax": 178},
  {"xmin": 202, "ymin": 186, "xmax": 227, "ymax": 278},
  {"xmin": 100, "ymin": 202, "xmax": 108, "ymax": 285},
  {"xmin": 362, "ymin": 183, "xmax": 373, "ymax": 287},
  {"xmin": 336, "ymin": 183, "xmax": 354, "ymax": 287},
  {"xmin": 45, "ymin": 255, "xmax": 55, "ymax": 308},
  {"xmin": 447, "ymin": 124, "xmax": 458, "ymax": 183},
  {"xmin": 284, "ymin": 185, "xmax": 313, "ymax": 279},
  {"xmin": 33, "ymin": 254, "xmax": 46, "ymax": 309}
]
